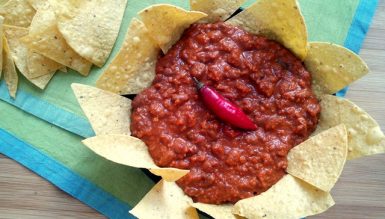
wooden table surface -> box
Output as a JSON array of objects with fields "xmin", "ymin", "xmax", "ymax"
[{"xmin": 1, "ymin": 3, "xmax": 385, "ymax": 219}]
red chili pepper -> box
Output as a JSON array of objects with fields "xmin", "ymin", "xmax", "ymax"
[{"xmin": 192, "ymin": 77, "xmax": 257, "ymax": 130}]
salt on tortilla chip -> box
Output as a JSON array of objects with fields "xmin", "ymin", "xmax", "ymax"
[
  {"xmin": 287, "ymin": 124, "xmax": 348, "ymax": 192},
  {"xmin": 0, "ymin": 0, "xmax": 35, "ymax": 27},
  {"xmin": 232, "ymin": 175, "xmax": 334, "ymax": 219},
  {"xmin": 226, "ymin": 0, "xmax": 308, "ymax": 60},
  {"xmin": 305, "ymin": 42, "xmax": 369, "ymax": 96},
  {"xmin": 130, "ymin": 180, "xmax": 198, "ymax": 219},
  {"xmin": 82, "ymin": 135, "xmax": 189, "ymax": 181},
  {"xmin": 192, "ymin": 203, "xmax": 240, "ymax": 219},
  {"xmin": 3, "ymin": 35, "xmax": 18, "ymax": 98},
  {"xmin": 20, "ymin": 8, "xmax": 91, "ymax": 76},
  {"xmin": 72, "ymin": 83, "xmax": 132, "ymax": 136},
  {"xmin": 138, "ymin": 4, "xmax": 207, "ymax": 53},
  {"xmin": 190, "ymin": 0, "xmax": 245, "ymax": 22},
  {"xmin": 49, "ymin": 0, "xmax": 127, "ymax": 67},
  {"xmin": 316, "ymin": 95, "xmax": 385, "ymax": 159},
  {"xmin": 96, "ymin": 18, "xmax": 159, "ymax": 95}
]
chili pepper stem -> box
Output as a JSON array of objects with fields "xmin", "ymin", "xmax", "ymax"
[{"xmin": 192, "ymin": 77, "xmax": 204, "ymax": 90}]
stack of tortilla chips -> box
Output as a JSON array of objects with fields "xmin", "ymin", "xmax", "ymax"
[{"xmin": 0, "ymin": 0, "xmax": 127, "ymax": 98}]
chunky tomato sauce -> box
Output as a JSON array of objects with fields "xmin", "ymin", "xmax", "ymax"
[{"xmin": 131, "ymin": 22, "xmax": 320, "ymax": 204}]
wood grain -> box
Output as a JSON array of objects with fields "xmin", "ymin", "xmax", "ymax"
[
  {"xmin": 0, "ymin": 154, "xmax": 105, "ymax": 219},
  {"xmin": 1, "ymin": 1, "xmax": 385, "ymax": 218}
]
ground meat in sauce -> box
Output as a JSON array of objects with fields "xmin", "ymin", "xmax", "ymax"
[{"xmin": 131, "ymin": 22, "xmax": 320, "ymax": 204}]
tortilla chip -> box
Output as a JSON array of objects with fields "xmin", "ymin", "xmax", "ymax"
[
  {"xmin": 3, "ymin": 35, "xmax": 18, "ymax": 98},
  {"xmin": 226, "ymin": 0, "xmax": 308, "ymax": 60},
  {"xmin": 82, "ymin": 134, "xmax": 189, "ymax": 181},
  {"xmin": 96, "ymin": 18, "xmax": 159, "ymax": 95},
  {"xmin": 232, "ymin": 175, "xmax": 334, "ymax": 219},
  {"xmin": 148, "ymin": 168, "xmax": 189, "ymax": 182},
  {"xmin": 190, "ymin": 0, "xmax": 245, "ymax": 22},
  {"xmin": 72, "ymin": 83, "xmax": 132, "ymax": 135},
  {"xmin": 3, "ymin": 25, "xmax": 55, "ymax": 89},
  {"xmin": 59, "ymin": 66, "xmax": 66, "ymax": 72},
  {"xmin": 0, "ymin": 0, "xmax": 35, "ymax": 27},
  {"xmin": 287, "ymin": 124, "xmax": 348, "ymax": 192},
  {"xmin": 28, "ymin": 72, "xmax": 55, "ymax": 89},
  {"xmin": 138, "ymin": 4, "xmax": 207, "ymax": 53},
  {"xmin": 130, "ymin": 180, "xmax": 198, "ymax": 219},
  {"xmin": 316, "ymin": 95, "xmax": 385, "ymax": 159},
  {"xmin": 48, "ymin": 0, "xmax": 127, "ymax": 67},
  {"xmin": 26, "ymin": 50, "xmax": 62, "ymax": 78},
  {"xmin": 24, "ymin": 2, "xmax": 63, "ymax": 78},
  {"xmin": 0, "ymin": 0, "xmax": 8, "ymax": 6},
  {"xmin": 20, "ymin": 8, "xmax": 92, "ymax": 75},
  {"xmin": 305, "ymin": 42, "xmax": 369, "ymax": 96},
  {"xmin": 27, "ymin": 0, "xmax": 46, "ymax": 10},
  {"xmin": 192, "ymin": 203, "xmax": 240, "ymax": 219},
  {"xmin": 3, "ymin": 24, "xmax": 59, "ymax": 89},
  {"xmin": 3, "ymin": 25, "xmax": 29, "ymax": 73}
]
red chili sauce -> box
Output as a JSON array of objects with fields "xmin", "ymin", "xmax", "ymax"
[{"xmin": 131, "ymin": 22, "xmax": 320, "ymax": 204}]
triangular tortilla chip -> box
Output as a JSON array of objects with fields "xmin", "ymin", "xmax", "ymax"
[
  {"xmin": 72, "ymin": 83, "xmax": 132, "ymax": 135},
  {"xmin": 3, "ymin": 35, "xmax": 18, "ymax": 98},
  {"xmin": 226, "ymin": 0, "xmax": 308, "ymax": 60},
  {"xmin": 28, "ymin": 72, "xmax": 55, "ymax": 89},
  {"xmin": 3, "ymin": 25, "xmax": 29, "ymax": 74},
  {"xmin": 3, "ymin": 25, "xmax": 55, "ymax": 89},
  {"xmin": 0, "ymin": 0, "xmax": 35, "ymax": 27},
  {"xmin": 190, "ymin": 0, "xmax": 246, "ymax": 22},
  {"xmin": 287, "ymin": 124, "xmax": 348, "ymax": 192},
  {"xmin": 316, "ymin": 95, "xmax": 385, "ymax": 159},
  {"xmin": 130, "ymin": 180, "xmax": 198, "ymax": 219},
  {"xmin": 82, "ymin": 135, "xmax": 189, "ymax": 181},
  {"xmin": 232, "ymin": 175, "xmax": 334, "ymax": 219},
  {"xmin": 192, "ymin": 203, "xmax": 240, "ymax": 219},
  {"xmin": 25, "ymin": 1, "xmax": 63, "ymax": 78},
  {"xmin": 96, "ymin": 18, "xmax": 159, "ymax": 95},
  {"xmin": 305, "ymin": 42, "xmax": 369, "ymax": 96},
  {"xmin": 139, "ymin": 4, "xmax": 207, "ymax": 53},
  {"xmin": 20, "ymin": 8, "xmax": 91, "ymax": 75},
  {"xmin": 49, "ymin": 0, "xmax": 127, "ymax": 67},
  {"xmin": 26, "ymin": 50, "xmax": 62, "ymax": 78}
]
